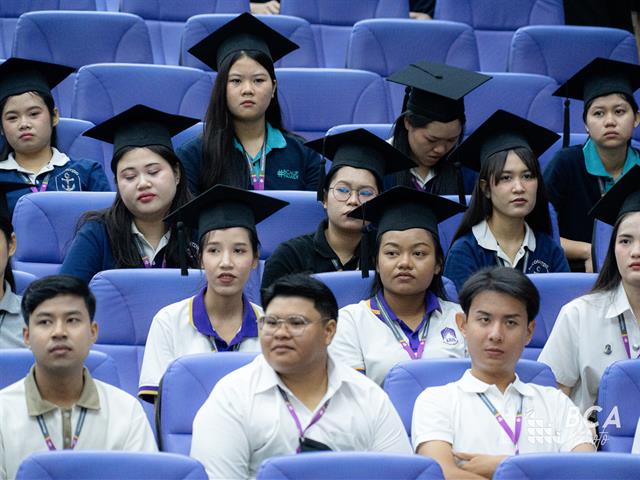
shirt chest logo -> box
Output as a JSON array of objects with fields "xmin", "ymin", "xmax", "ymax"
[
  {"xmin": 54, "ymin": 168, "xmax": 82, "ymax": 191},
  {"xmin": 276, "ymin": 169, "xmax": 299, "ymax": 180},
  {"xmin": 528, "ymin": 259, "xmax": 550, "ymax": 274},
  {"xmin": 441, "ymin": 327, "xmax": 458, "ymax": 345}
]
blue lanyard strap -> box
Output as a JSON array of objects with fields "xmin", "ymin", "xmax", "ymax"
[{"xmin": 37, "ymin": 407, "xmax": 87, "ymax": 451}]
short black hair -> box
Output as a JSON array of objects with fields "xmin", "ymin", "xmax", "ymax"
[
  {"xmin": 22, "ymin": 275, "xmax": 97, "ymax": 324},
  {"xmin": 261, "ymin": 273, "xmax": 339, "ymax": 321},
  {"xmin": 458, "ymin": 267, "xmax": 540, "ymax": 322}
]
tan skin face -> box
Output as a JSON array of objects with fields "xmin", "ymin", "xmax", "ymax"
[
  {"xmin": 404, "ymin": 117, "xmax": 462, "ymax": 169},
  {"xmin": 585, "ymin": 93, "xmax": 640, "ymax": 150},
  {"xmin": 614, "ymin": 212, "xmax": 640, "ymax": 290},
  {"xmin": 226, "ymin": 55, "xmax": 276, "ymax": 123},
  {"xmin": 323, "ymin": 166, "xmax": 378, "ymax": 234},
  {"xmin": 1, "ymin": 92, "xmax": 59, "ymax": 157}
]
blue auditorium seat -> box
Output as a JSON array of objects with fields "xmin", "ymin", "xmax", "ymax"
[
  {"xmin": 0, "ymin": 349, "xmax": 119, "ymax": 390},
  {"xmin": 592, "ymin": 219, "xmax": 614, "ymax": 273},
  {"xmin": 597, "ymin": 360, "xmax": 640, "ymax": 453},
  {"xmin": 326, "ymin": 123, "xmax": 393, "ymax": 139},
  {"xmin": 181, "ymin": 14, "xmax": 318, "ymax": 69},
  {"xmin": 257, "ymin": 452, "xmax": 444, "ymax": 480},
  {"xmin": 16, "ymin": 451, "xmax": 208, "ymax": 480},
  {"xmin": 13, "ymin": 270, "xmax": 36, "ymax": 295},
  {"xmin": 493, "ymin": 453, "xmax": 640, "ymax": 480},
  {"xmin": 275, "ymin": 68, "xmax": 391, "ymax": 140},
  {"xmin": 526, "ymin": 273, "xmax": 597, "ymax": 360},
  {"xmin": 383, "ymin": 358, "xmax": 556, "ymax": 438},
  {"xmin": 435, "ymin": 0, "xmax": 565, "ymax": 72},
  {"xmin": 280, "ymin": 0, "xmax": 409, "ymax": 68},
  {"xmin": 54, "ymin": 118, "xmax": 106, "ymax": 174},
  {"xmin": 12, "ymin": 191, "xmax": 116, "ymax": 277},
  {"xmin": 120, "ymin": 0, "xmax": 249, "ymax": 65},
  {"xmin": 12, "ymin": 11, "xmax": 153, "ymax": 116},
  {"xmin": 157, "ymin": 352, "xmax": 258, "ymax": 454}
]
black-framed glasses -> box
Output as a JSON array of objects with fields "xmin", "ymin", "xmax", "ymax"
[{"xmin": 329, "ymin": 183, "xmax": 377, "ymax": 203}]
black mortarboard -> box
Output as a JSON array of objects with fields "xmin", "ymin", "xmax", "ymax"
[
  {"xmin": 451, "ymin": 109, "xmax": 559, "ymax": 172},
  {"xmin": 306, "ymin": 128, "xmax": 416, "ymax": 201},
  {"xmin": 0, "ymin": 57, "xmax": 74, "ymax": 104},
  {"xmin": 0, "ymin": 181, "xmax": 32, "ymax": 219},
  {"xmin": 187, "ymin": 12, "xmax": 299, "ymax": 72},
  {"xmin": 589, "ymin": 165, "xmax": 640, "ymax": 226},
  {"xmin": 82, "ymin": 105, "xmax": 199, "ymax": 172},
  {"xmin": 553, "ymin": 58, "xmax": 640, "ymax": 147},
  {"xmin": 387, "ymin": 61, "xmax": 491, "ymax": 123}
]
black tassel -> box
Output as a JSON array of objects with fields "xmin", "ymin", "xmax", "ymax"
[
  {"xmin": 360, "ymin": 224, "xmax": 371, "ymax": 278},
  {"xmin": 317, "ymin": 157, "xmax": 327, "ymax": 202},
  {"xmin": 562, "ymin": 98, "xmax": 570, "ymax": 148},
  {"xmin": 454, "ymin": 161, "xmax": 466, "ymax": 207},
  {"xmin": 177, "ymin": 221, "xmax": 188, "ymax": 276}
]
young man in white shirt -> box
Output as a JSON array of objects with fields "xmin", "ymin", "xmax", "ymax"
[
  {"xmin": 413, "ymin": 267, "xmax": 594, "ymax": 480},
  {"xmin": 190, "ymin": 273, "xmax": 411, "ymax": 479},
  {"xmin": 0, "ymin": 275, "xmax": 156, "ymax": 479}
]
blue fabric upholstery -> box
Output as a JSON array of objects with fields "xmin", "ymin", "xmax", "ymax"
[
  {"xmin": 592, "ymin": 220, "xmax": 613, "ymax": 274},
  {"xmin": 326, "ymin": 123, "xmax": 393, "ymax": 139},
  {"xmin": 13, "ymin": 270, "xmax": 36, "ymax": 295}
]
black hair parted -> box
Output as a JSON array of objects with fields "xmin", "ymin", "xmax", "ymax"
[
  {"xmin": 22, "ymin": 274, "xmax": 96, "ymax": 324},
  {"xmin": 261, "ymin": 273, "xmax": 338, "ymax": 321}
]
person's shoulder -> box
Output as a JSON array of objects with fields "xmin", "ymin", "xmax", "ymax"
[
  {"xmin": 339, "ymin": 299, "xmax": 371, "ymax": 316},
  {"xmin": 152, "ymin": 295, "xmax": 194, "ymax": 326},
  {"xmin": 65, "ymin": 157, "xmax": 104, "ymax": 170},
  {"xmin": 448, "ymin": 231, "xmax": 477, "ymax": 251},
  {"xmin": 0, "ymin": 378, "xmax": 26, "ymax": 400},
  {"xmin": 212, "ymin": 354, "xmax": 263, "ymax": 394},
  {"xmin": 547, "ymin": 145, "xmax": 586, "ymax": 171},
  {"xmin": 272, "ymin": 231, "xmax": 316, "ymax": 258},
  {"xmin": 438, "ymin": 298, "xmax": 462, "ymax": 314},
  {"xmin": 94, "ymin": 378, "xmax": 144, "ymax": 409}
]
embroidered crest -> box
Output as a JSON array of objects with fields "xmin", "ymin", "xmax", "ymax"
[
  {"xmin": 528, "ymin": 259, "xmax": 550, "ymax": 274},
  {"xmin": 276, "ymin": 169, "xmax": 299, "ymax": 180},
  {"xmin": 441, "ymin": 327, "xmax": 458, "ymax": 345},
  {"xmin": 54, "ymin": 168, "xmax": 81, "ymax": 191}
]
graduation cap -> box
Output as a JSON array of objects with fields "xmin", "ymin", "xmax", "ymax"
[
  {"xmin": 82, "ymin": 105, "xmax": 199, "ymax": 173},
  {"xmin": 187, "ymin": 12, "xmax": 299, "ymax": 72},
  {"xmin": 0, "ymin": 181, "xmax": 32, "ymax": 219},
  {"xmin": 0, "ymin": 57, "xmax": 74, "ymax": 104},
  {"xmin": 347, "ymin": 186, "xmax": 466, "ymax": 276},
  {"xmin": 589, "ymin": 165, "xmax": 640, "ymax": 226},
  {"xmin": 164, "ymin": 184, "xmax": 289, "ymax": 275},
  {"xmin": 451, "ymin": 109, "xmax": 559, "ymax": 172},
  {"xmin": 553, "ymin": 58, "xmax": 640, "ymax": 147},
  {"xmin": 387, "ymin": 61, "xmax": 491, "ymax": 123},
  {"xmin": 305, "ymin": 128, "xmax": 416, "ymax": 201}
]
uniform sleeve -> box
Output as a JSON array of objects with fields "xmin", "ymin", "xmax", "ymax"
[
  {"xmin": 86, "ymin": 161, "xmax": 112, "ymax": 192},
  {"xmin": 138, "ymin": 308, "xmax": 176, "ymax": 401},
  {"xmin": 552, "ymin": 389, "xmax": 594, "ymax": 452},
  {"xmin": 632, "ymin": 418, "xmax": 640, "ymax": 453},
  {"xmin": 122, "ymin": 397, "xmax": 158, "ymax": 452},
  {"xmin": 411, "ymin": 387, "xmax": 453, "ymax": 451},
  {"xmin": 443, "ymin": 238, "xmax": 483, "ymax": 292},
  {"xmin": 60, "ymin": 222, "xmax": 107, "ymax": 283},
  {"xmin": 0, "ymin": 406, "xmax": 6, "ymax": 480},
  {"xmin": 190, "ymin": 383, "xmax": 251, "ymax": 480},
  {"xmin": 537, "ymin": 302, "xmax": 581, "ymax": 389},
  {"xmin": 328, "ymin": 306, "xmax": 366, "ymax": 372},
  {"xmin": 176, "ymin": 136, "xmax": 203, "ymax": 196},
  {"xmin": 261, "ymin": 241, "xmax": 306, "ymax": 290},
  {"xmin": 370, "ymin": 391, "xmax": 412, "ymax": 453},
  {"xmin": 301, "ymin": 146, "xmax": 321, "ymax": 191},
  {"xmin": 543, "ymin": 150, "xmax": 567, "ymax": 215},
  {"xmin": 549, "ymin": 241, "xmax": 570, "ymax": 272}
]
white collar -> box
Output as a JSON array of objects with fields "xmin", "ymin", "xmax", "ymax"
[
  {"xmin": 130, "ymin": 221, "xmax": 171, "ymax": 255},
  {"xmin": 605, "ymin": 282, "xmax": 637, "ymax": 319},
  {"xmin": 0, "ymin": 147, "xmax": 69, "ymax": 174},
  {"xmin": 410, "ymin": 167, "xmax": 436, "ymax": 187},
  {"xmin": 457, "ymin": 369, "xmax": 535, "ymax": 397},
  {"xmin": 472, "ymin": 220, "xmax": 537, "ymax": 266}
]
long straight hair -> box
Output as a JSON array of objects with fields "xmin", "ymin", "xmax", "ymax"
[
  {"xmin": 199, "ymin": 50, "xmax": 287, "ymax": 192},
  {"xmin": 452, "ymin": 147, "xmax": 552, "ymax": 242},
  {"xmin": 79, "ymin": 145, "xmax": 197, "ymax": 268},
  {"xmin": 0, "ymin": 216, "xmax": 15, "ymax": 292}
]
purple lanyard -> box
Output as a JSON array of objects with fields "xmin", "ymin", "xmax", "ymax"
[
  {"xmin": 140, "ymin": 255, "xmax": 167, "ymax": 269},
  {"xmin": 617, "ymin": 314, "xmax": 640, "ymax": 359},
  {"xmin": 277, "ymin": 386, "xmax": 330, "ymax": 454},
  {"xmin": 477, "ymin": 392, "xmax": 523, "ymax": 454},
  {"xmin": 23, "ymin": 173, "xmax": 49, "ymax": 193},
  {"xmin": 246, "ymin": 143, "xmax": 266, "ymax": 191},
  {"xmin": 411, "ymin": 176, "xmax": 427, "ymax": 192},
  {"xmin": 36, "ymin": 407, "xmax": 87, "ymax": 451},
  {"xmin": 369, "ymin": 294, "xmax": 430, "ymax": 360}
]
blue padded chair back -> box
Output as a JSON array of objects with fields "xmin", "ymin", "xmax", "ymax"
[
  {"xmin": 276, "ymin": 68, "xmax": 390, "ymax": 140},
  {"xmin": 13, "ymin": 270, "xmax": 36, "ymax": 295},
  {"xmin": 280, "ymin": 0, "xmax": 409, "ymax": 68},
  {"xmin": 16, "ymin": 451, "xmax": 208, "ymax": 480},
  {"xmin": 525, "ymin": 273, "xmax": 597, "ymax": 360},
  {"xmin": 0, "ymin": 349, "xmax": 119, "ymax": 390},
  {"xmin": 54, "ymin": 118, "xmax": 105, "ymax": 172},
  {"xmin": 172, "ymin": 121, "xmax": 204, "ymax": 150},
  {"xmin": 384, "ymin": 358, "xmax": 556, "ymax": 438},
  {"xmin": 255, "ymin": 190, "xmax": 325, "ymax": 259},
  {"xmin": 440, "ymin": 195, "xmax": 469, "ymax": 256},
  {"xmin": 326, "ymin": 123, "xmax": 393, "ymax": 139},
  {"xmin": 493, "ymin": 452, "xmax": 640, "ymax": 480},
  {"xmin": 12, "ymin": 11, "xmax": 154, "ymax": 117},
  {"xmin": 121, "ymin": 0, "xmax": 249, "ymax": 65},
  {"xmin": 435, "ymin": 0, "xmax": 564, "ymax": 72},
  {"xmin": 592, "ymin": 219, "xmax": 613, "ymax": 274},
  {"xmin": 182, "ymin": 14, "xmax": 318, "ymax": 69},
  {"xmin": 12, "ymin": 191, "xmax": 116, "ymax": 278},
  {"xmin": 157, "ymin": 352, "xmax": 258, "ymax": 454},
  {"xmin": 597, "ymin": 360, "xmax": 640, "ymax": 453},
  {"xmin": 257, "ymin": 452, "xmax": 444, "ymax": 480}
]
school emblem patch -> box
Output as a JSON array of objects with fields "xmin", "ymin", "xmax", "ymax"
[
  {"xmin": 441, "ymin": 327, "xmax": 458, "ymax": 345},
  {"xmin": 528, "ymin": 259, "xmax": 550, "ymax": 274},
  {"xmin": 54, "ymin": 168, "xmax": 81, "ymax": 191}
]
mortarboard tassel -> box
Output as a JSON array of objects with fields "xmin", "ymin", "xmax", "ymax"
[
  {"xmin": 359, "ymin": 223, "xmax": 371, "ymax": 279},
  {"xmin": 562, "ymin": 98, "xmax": 570, "ymax": 148},
  {"xmin": 454, "ymin": 161, "xmax": 466, "ymax": 207},
  {"xmin": 177, "ymin": 221, "xmax": 188, "ymax": 276}
]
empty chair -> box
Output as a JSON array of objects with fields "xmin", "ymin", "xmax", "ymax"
[
  {"xmin": 0, "ymin": 349, "xmax": 119, "ymax": 390},
  {"xmin": 256, "ymin": 452, "xmax": 444, "ymax": 480},
  {"xmin": 121, "ymin": 0, "xmax": 249, "ymax": 65},
  {"xmin": 16, "ymin": 451, "xmax": 208, "ymax": 480},
  {"xmin": 592, "ymin": 219, "xmax": 614, "ymax": 273},
  {"xmin": 383, "ymin": 358, "xmax": 556, "ymax": 438},
  {"xmin": 12, "ymin": 191, "xmax": 116, "ymax": 277},
  {"xmin": 157, "ymin": 352, "xmax": 258, "ymax": 454},
  {"xmin": 597, "ymin": 360, "xmax": 640, "ymax": 452},
  {"xmin": 275, "ymin": 68, "xmax": 391, "ymax": 140},
  {"xmin": 12, "ymin": 11, "xmax": 154, "ymax": 116},
  {"xmin": 280, "ymin": 0, "xmax": 409, "ymax": 68},
  {"xmin": 14, "ymin": 270, "xmax": 36, "ymax": 295},
  {"xmin": 182, "ymin": 14, "xmax": 318, "ymax": 69},
  {"xmin": 435, "ymin": 0, "xmax": 565, "ymax": 72},
  {"xmin": 493, "ymin": 452, "xmax": 640, "ymax": 480}
]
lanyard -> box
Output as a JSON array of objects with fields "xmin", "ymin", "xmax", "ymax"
[
  {"xmin": 37, "ymin": 407, "xmax": 87, "ymax": 451},
  {"xmin": 204, "ymin": 335, "xmax": 240, "ymax": 352},
  {"xmin": 370, "ymin": 293, "xmax": 431, "ymax": 360},
  {"xmin": 617, "ymin": 314, "xmax": 640, "ymax": 359},
  {"xmin": 411, "ymin": 176, "xmax": 427, "ymax": 192},
  {"xmin": 477, "ymin": 392, "xmax": 523, "ymax": 454},
  {"xmin": 134, "ymin": 237, "xmax": 167, "ymax": 269},
  {"xmin": 245, "ymin": 142, "xmax": 267, "ymax": 191},
  {"xmin": 23, "ymin": 173, "xmax": 49, "ymax": 193},
  {"xmin": 277, "ymin": 386, "xmax": 330, "ymax": 454},
  {"xmin": 495, "ymin": 250, "xmax": 529, "ymax": 273}
]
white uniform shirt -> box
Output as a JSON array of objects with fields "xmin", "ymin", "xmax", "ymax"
[
  {"xmin": 131, "ymin": 221, "xmax": 171, "ymax": 266},
  {"xmin": 632, "ymin": 417, "xmax": 640, "ymax": 453},
  {"xmin": 538, "ymin": 283, "xmax": 640, "ymax": 413},
  {"xmin": 138, "ymin": 289, "xmax": 262, "ymax": 398},
  {"xmin": 0, "ymin": 367, "xmax": 156, "ymax": 479},
  {"xmin": 412, "ymin": 370, "xmax": 593, "ymax": 456},
  {"xmin": 0, "ymin": 148, "xmax": 70, "ymax": 182},
  {"xmin": 0, "ymin": 283, "xmax": 24, "ymax": 349},
  {"xmin": 190, "ymin": 354, "xmax": 411, "ymax": 479},
  {"xmin": 329, "ymin": 294, "xmax": 465, "ymax": 385},
  {"xmin": 472, "ymin": 219, "xmax": 537, "ymax": 268}
]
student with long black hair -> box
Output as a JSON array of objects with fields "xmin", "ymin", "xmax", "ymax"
[{"xmin": 177, "ymin": 13, "xmax": 321, "ymax": 195}]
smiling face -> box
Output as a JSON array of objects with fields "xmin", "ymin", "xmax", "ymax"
[
  {"xmin": 226, "ymin": 55, "xmax": 276, "ymax": 124},
  {"xmin": 585, "ymin": 93, "xmax": 640, "ymax": 149},
  {"xmin": 404, "ymin": 117, "xmax": 462, "ymax": 169},
  {"xmin": 615, "ymin": 211, "xmax": 640, "ymax": 290}
]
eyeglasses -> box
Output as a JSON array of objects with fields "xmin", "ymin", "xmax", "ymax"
[
  {"xmin": 329, "ymin": 183, "xmax": 377, "ymax": 203},
  {"xmin": 259, "ymin": 315, "xmax": 326, "ymax": 336}
]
